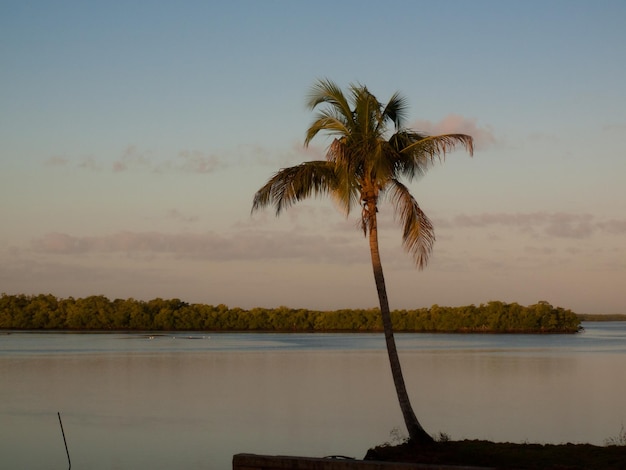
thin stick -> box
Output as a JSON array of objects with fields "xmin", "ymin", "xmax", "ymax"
[{"xmin": 57, "ymin": 412, "xmax": 71, "ymax": 470}]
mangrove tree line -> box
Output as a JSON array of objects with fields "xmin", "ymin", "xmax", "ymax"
[{"xmin": 0, "ymin": 294, "xmax": 581, "ymax": 333}]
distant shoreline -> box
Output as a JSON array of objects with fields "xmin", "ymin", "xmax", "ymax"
[
  {"xmin": 2, "ymin": 327, "xmax": 593, "ymax": 334},
  {"xmin": 0, "ymin": 294, "xmax": 587, "ymax": 333},
  {"xmin": 577, "ymin": 313, "xmax": 626, "ymax": 322}
]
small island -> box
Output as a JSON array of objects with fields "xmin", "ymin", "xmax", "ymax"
[{"xmin": 1, "ymin": 294, "xmax": 581, "ymax": 333}]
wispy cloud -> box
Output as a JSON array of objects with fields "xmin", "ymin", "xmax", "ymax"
[
  {"xmin": 44, "ymin": 156, "xmax": 69, "ymax": 167},
  {"xmin": 165, "ymin": 209, "xmax": 199, "ymax": 224},
  {"xmin": 599, "ymin": 219, "xmax": 626, "ymax": 234},
  {"xmin": 250, "ymin": 140, "xmax": 326, "ymax": 168},
  {"xmin": 113, "ymin": 146, "xmax": 223, "ymax": 174},
  {"xmin": 175, "ymin": 150, "xmax": 221, "ymax": 173},
  {"xmin": 602, "ymin": 123, "xmax": 626, "ymax": 133},
  {"xmin": 44, "ymin": 145, "xmax": 226, "ymax": 175},
  {"xmin": 77, "ymin": 156, "xmax": 101, "ymax": 171},
  {"xmin": 30, "ymin": 229, "xmax": 366, "ymax": 264},
  {"xmin": 449, "ymin": 212, "xmax": 624, "ymax": 239},
  {"xmin": 411, "ymin": 114, "xmax": 496, "ymax": 150},
  {"xmin": 527, "ymin": 131, "xmax": 560, "ymax": 144},
  {"xmin": 112, "ymin": 145, "xmax": 154, "ymax": 173}
]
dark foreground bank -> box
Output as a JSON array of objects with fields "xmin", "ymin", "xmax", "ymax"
[{"xmin": 365, "ymin": 440, "xmax": 626, "ymax": 470}]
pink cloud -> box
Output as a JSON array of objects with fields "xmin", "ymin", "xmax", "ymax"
[
  {"xmin": 410, "ymin": 114, "xmax": 496, "ymax": 150},
  {"xmin": 31, "ymin": 232, "xmax": 85, "ymax": 253},
  {"xmin": 112, "ymin": 161, "xmax": 127, "ymax": 172}
]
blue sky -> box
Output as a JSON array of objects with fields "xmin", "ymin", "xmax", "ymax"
[{"xmin": 1, "ymin": 1, "xmax": 625, "ymax": 314}]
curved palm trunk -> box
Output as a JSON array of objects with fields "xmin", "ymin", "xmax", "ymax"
[{"xmin": 367, "ymin": 204, "xmax": 433, "ymax": 445}]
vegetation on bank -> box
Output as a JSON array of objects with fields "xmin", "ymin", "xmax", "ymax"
[
  {"xmin": 365, "ymin": 425, "xmax": 626, "ymax": 468},
  {"xmin": 366, "ymin": 439, "xmax": 626, "ymax": 470},
  {"xmin": 0, "ymin": 294, "xmax": 581, "ymax": 332}
]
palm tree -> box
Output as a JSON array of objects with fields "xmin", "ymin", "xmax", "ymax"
[{"xmin": 252, "ymin": 79, "xmax": 473, "ymax": 444}]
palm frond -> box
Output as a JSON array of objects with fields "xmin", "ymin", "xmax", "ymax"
[
  {"xmin": 351, "ymin": 84, "xmax": 383, "ymax": 141},
  {"xmin": 329, "ymin": 162, "xmax": 361, "ymax": 217},
  {"xmin": 251, "ymin": 161, "xmax": 338, "ymax": 216},
  {"xmin": 305, "ymin": 109, "xmax": 350, "ymax": 146},
  {"xmin": 387, "ymin": 179, "xmax": 435, "ymax": 269},
  {"xmin": 326, "ymin": 137, "xmax": 367, "ymax": 184},
  {"xmin": 306, "ymin": 79, "xmax": 353, "ymax": 119},
  {"xmin": 306, "ymin": 78, "xmax": 347, "ymax": 108},
  {"xmin": 381, "ymin": 92, "xmax": 409, "ymax": 130},
  {"xmin": 401, "ymin": 133, "xmax": 474, "ymax": 159},
  {"xmin": 390, "ymin": 132, "xmax": 474, "ymax": 181}
]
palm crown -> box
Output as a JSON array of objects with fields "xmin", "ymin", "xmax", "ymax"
[{"xmin": 252, "ymin": 78, "xmax": 474, "ymax": 268}]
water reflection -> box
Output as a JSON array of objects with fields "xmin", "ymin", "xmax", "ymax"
[{"xmin": 1, "ymin": 323, "xmax": 625, "ymax": 469}]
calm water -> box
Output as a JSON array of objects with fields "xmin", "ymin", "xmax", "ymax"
[{"xmin": 1, "ymin": 323, "xmax": 625, "ymax": 469}]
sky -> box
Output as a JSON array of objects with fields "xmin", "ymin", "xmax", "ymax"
[{"xmin": 1, "ymin": 1, "xmax": 625, "ymax": 314}]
